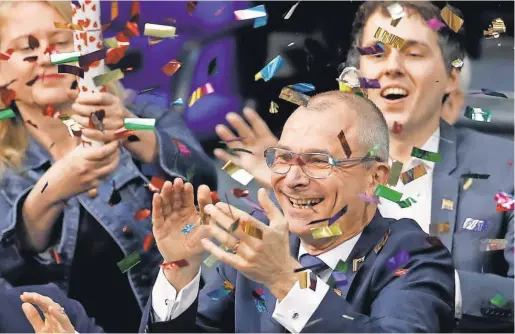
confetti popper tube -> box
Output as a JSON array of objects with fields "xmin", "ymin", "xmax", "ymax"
[
  {"xmin": 144, "ymin": 23, "xmax": 176, "ymax": 38},
  {"xmin": 310, "ymin": 224, "xmax": 342, "ymax": 239},
  {"xmin": 117, "ymin": 251, "xmax": 141, "ymax": 273},
  {"xmin": 50, "ymin": 51, "xmax": 81, "ymax": 65},
  {"xmin": 124, "ymin": 118, "xmax": 156, "ymax": 130},
  {"xmin": 374, "ymin": 184, "xmax": 402, "ymax": 202},
  {"xmin": 72, "ymin": 0, "xmax": 104, "ymax": 148},
  {"xmin": 411, "ymin": 147, "xmax": 441, "ymax": 163},
  {"xmin": 0, "ymin": 107, "xmax": 15, "ymax": 120}
]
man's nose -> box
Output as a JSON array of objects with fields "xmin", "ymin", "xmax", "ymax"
[
  {"xmin": 383, "ymin": 51, "xmax": 405, "ymax": 78},
  {"xmin": 284, "ymin": 165, "xmax": 310, "ymax": 188}
]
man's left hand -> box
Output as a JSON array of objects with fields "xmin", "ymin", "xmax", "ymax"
[
  {"xmin": 20, "ymin": 292, "xmax": 76, "ymax": 334},
  {"xmin": 201, "ymin": 188, "xmax": 299, "ymax": 298}
]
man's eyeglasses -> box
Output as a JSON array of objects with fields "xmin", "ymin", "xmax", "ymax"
[{"xmin": 264, "ymin": 147, "xmax": 381, "ymax": 179}]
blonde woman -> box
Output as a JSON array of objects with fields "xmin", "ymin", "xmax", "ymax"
[{"xmin": 0, "ymin": 1, "xmax": 216, "ymax": 332}]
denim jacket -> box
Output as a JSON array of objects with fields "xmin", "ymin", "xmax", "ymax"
[{"xmin": 0, "ymin": 102, "xmax": 217, "ymax": 310}]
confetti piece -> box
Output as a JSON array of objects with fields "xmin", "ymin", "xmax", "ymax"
[
  {"xmin": 279, "ymin": 87, "xmax": 310, "ymax": 106},
  {"xmin": 386, "ymin": 2, "xmax": 405, "ymax": 27},
  {"xmin": 57, "ymin": 65, "xmax": 84, "ymax": 78},
  {"xmin": 338, "ymin": 66, "xmax": 360, "ymax": 88},
  {"xmin": 144, "ymin": 23, "xmax": 176, "ymax": 38},
  {"xmin": 207, "ymin": 280, "xmax": 234, "ymax": 300},
  {"xmin": 208, "ymin": 57, "xmax": 218, "ymax": 76},
  {"xmin": 203, "ymin": 254, "xmax": 218, "ymax": 267},
  {"xmin": 310, "ymin": 205, "xmax": 348, "ymax": 226},
  {"xmin": 358, "ymin": 193, "xmax": 379, "ymax": 205},
  {"xmin": 464, "ymin": 106, "xmax": 492, "ymax": 122},
  {"xmin": 461, "ymin": 173, "xmax": 489, "ymax": 179},
  {"xmin": 386, "ymin": 249, "xmax": 410, "ymax": 272},
  {"xmin": 374, "ymin": 184, "xmax": 402, "ymax": 202},
  {"xmin": 0, "ymin": 48, "xmax": 14, "ymax": 61},
  {"xmin": 26, "ymin": 75, "xmax": 39, "ymax": 87},
  {"xmin": 490, "ymin": 293, "xmax": 507, "ymax": 307},
  {"xmin": 78, "ymin": 48, "xmax": 107, "ymax": 68},
  {"xmin": 411, "ymin": 147, "xmax": 441, "ymax": 163},
  {"xmin": 124, "ymin": 118, "xmax": 155, "ymax": 130},
  {"xmin": 231, "ymin": 188, "xmax": 249, "ymax": 198},
  {"xmin": 58, "ymin": 114, "xmax": 83, "ymax": 137},
  {"xmin": 43, "ymin": 104, "xmax": 57, "ymax": 118},
  {"xmin": 310, "ymin": 224, "xmax": 343, "ymax": 239},
  {"xmin": 93, "ymin": 69, "xmax": 124, "ymax": 86},
  {"xmin": 469, "ymin": 88, "xmax": 508, "ymax": 99},
  {"xmin": 269, "ymin": 101, "xmax": 279, "ymax": 114},
  {"xmin": 298, "ymin": 271, "xmax": 309, "ymax": 289},
  {"xmin": 108, "ymin": 186, "xmax": 121, "ymax": 206},
  {"xmin": 174, "ymin": 140, "xmax": 191, "ymax": 156},
  {"xmin": 243, "ymin": 222, "xmax": 263, "ymax": 240},
  {"xmin": 394, "ymin": 268, "xmax": 408, "ymax": 276},
  {"xmin": 227, "ymin": 148, "xmax": 254, "ymax": 155},
  {"xmin": 462, "ymin": 218, "xmax": 488, "ymax": 232},
  {"xmin": 172, "ymin": 98, "xmax": 184, "ymax": 106},
  {"xmin": 392, "ymin": 121, "xmax": 403, "ymax": 134},
  {"xmin": 143, "ymin": 234, "xmax": 154, "ymax": 252},
  {"xmin": 484, "ymin": 18, "xmax": 506, "ymax": 39},
  {"xmin": 401, "ymin": 164, "xmax": 427, "ymax": 184},
  {"xmin": 288, "ymin": 83, "xmax": 315, "ymax": 93},
  {"xmin": 253, "ymin": 6, "xmax": 268, "ymax": 29},
  {"xmin": 210, "ymin": 191, "xmax": 221, "ymax": 204},
  {"xmin": 374, "ymin": 27, "xmax": 405, "ymax": 49},
  {"xmin": 396, "ymin": 197, "xmax": 417, "ymax": 208},
  {"xmin": 234, "ymin": 5, "xmax": 267, "ymax": 21},
  {"xmin": 117, "ymin": 251, "xmax": 141, "ymax": 273},
  {"xmin": 186, "ymin": 165, "xmax": 196, "ymax": 181},
  {"xmin": 368, "ymin": 144, "xmax": 380, "ymax": 157},
  {"xmin": 357, "ymin": 42, "xmax": 385, "ymax": 55},
  {"xmin": 23, "ymin": 56, "xmax": 37, "ymax": 63},
  {"xmin": 441, "ymin": 199, "xmax": 454, "ymax": 211},
  {"xmin": 104, "ymin": 37, "xmax": 119, "ymax": 48},
  {"xmin": 189, "ymin": 83, "xmax": 215, "ymax": 107},
  {"xmin": 342, "ymin": 315, "xmax": 354, "ymax": 320},
  {"xmin": 480, "ymin": 239, "xmax": 507, "ymax": 251},
  {"xmin": 284, "ymin": 1, "xmax": 300, "ymax": 20},
  {"xmin": 54, "ymin": 22, "xmax": 83, "ymax": 31},
  {"xmin": 186, "ymin": 1, "xmax": 198, "ymax": 15},
  {"xmin": 359, "ymin": 78, "xmax": 381, "ymax": 89},
  {"xmin": 387, "ymin": 161, "xmax": 403, "ymax": 186},
  {"xmin": 148, "ymin": 177, "xmax": 165, "ymax": 192},
  {"xmin": 28, "ymin": 35, "xmax": 39, "ymax": 50},
  {"xmin": 440, "ymin": 5, "xmax": 464, "ymax": 33},
  {"xmin": 255, "ymin": 55, "xmax": 284, "ymax": 82},
  {"xmin": 89, "ymin": 109, "xmax": 105, "ymax": 131},
  {"xmin": 463, "ymin": 178, "xmax": 473, "ymax": 190},
  {"xmin": 451, "ymin": 59, "xmax": 464, "ymax": 69},
  {"xmin": 50, "ymin": 248, "xmax": 61, "ymax": 264},
  {"xmin": 353, "ymin": 256, "xmax": 365, "ymax": 272},
  {"xmin": 336, "ymin": 130, "xmax": 352, "ymax": 158},
  {"xmin": 162, "ymin": 59, "xmax": 182, "ymax": 76},
  {"xmin": 426, "ymin": 18, "xmax": 446, "ymax": 31},
  {"xmin": 426, "ymin": 236, "xmax": 444, "ymax": 247},
  {"xmin": 495, "ymin": 192, "xmax": 514, "ymax": 212},
  {"xmin": 160, "ymin": 259, "xmax": 189, "ymax": 269},
  {"xmin": 26, "ymin": 120, "xmax": 38, "ymax": 128},
  {"xmin": 229, "ymin": 219, "xmax": 240, "ymax": 233},
  {"xmin": 41, "ymin": 181, "xmax": 49, "ymax": 194},
  {"xmin": 50, "ymin": 51, "xmax": 81, "ymax": 65},
  {"xmin": 135, "ymin": 208, "xmax": 151, "ymax": 221},
  {"xmin": 0, "ymin": 107, "xmax": 15, "ymax": 120},
  {"xmin": 429, "ymin": 222, "xmax": 451, "ymax": 235},
  {"xmin": 222, "ymin": 161, "xmax": 254, "ymax": 185}
]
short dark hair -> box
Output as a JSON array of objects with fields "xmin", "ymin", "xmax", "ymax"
[{"xmin": 345, "ymin": 1, "xmax": 465, "ymax": 75}]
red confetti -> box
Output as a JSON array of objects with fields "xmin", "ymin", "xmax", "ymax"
[
  {"xmin": 231, "ymin": 188, "xmax": 249, "ymax": 198},
  {"xmin": 149, "ymin": 176, "xmax": 165, "ymax": 192},
  {"xmin": 115, "ymin": 127, "xmax": 136, "ymax": 139},
  {"xmin": 143, "ymin": 234, "xmax": 154, "ymax": 252},
  {"xmin": 210, "ymin": 191, "xmax": 221, "ymax": 204},
  {"xmin": 509, "ymin": 161, "xmax": 513, "ymax": 166},
  {"xmin": 162, "ymin": 60, "xmax": 182, "ymax": 77},
  {"xmin": 186, "ymin": 1, "xmax": 198, "ymax": 15},
  {"xmin": 42, "ymin": 104, "xmax": 57, "ymax": 118},
  {"xmin": 0, "ymin": 48, "xmax": 14, "ymax": 60},
  {"xmin": 0, "ymin": 89, "xmax": 16, "ymax": 106},
  {"xmin": 160, "ymin": 259, "xmax": 189, "ymax": 269},
  {"xmin": 44, "ymin": 45, "xmax": 57, "ymax": 55},
  {"xmin": 393, "ymin": 121, "xmax": 403, "ymax": 134},
  {"xmin": 394, "ymin": 268, "xmax": 408, "ymax": 276},
  {"xmin": 174, "ymin": 140, "xmax": 191, "ymax": 155},
  {"xmin": 215, "ymin": 7, "xmax": 225, "ymax": 16},
  {"xmin": 50, "ymin": 248, "xmax": 61, "ymax": 264},
  {"xmin": 135, "ymin": 208, "xmax": 151, "ymax": 221}
]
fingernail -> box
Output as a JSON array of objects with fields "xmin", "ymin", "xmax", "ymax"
[{"xmin": 70, "ymin": 81, "xmax": 78, "ymax": 90}]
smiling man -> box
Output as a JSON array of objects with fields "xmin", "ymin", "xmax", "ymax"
[{"xmin": 140, "ymin": 91, "xmax": 455, "ymax": 333}]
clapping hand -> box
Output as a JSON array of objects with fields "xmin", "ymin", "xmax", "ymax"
[{"xmin": 20, "ymin": 292, "xmax": 75, "ymax": 334}]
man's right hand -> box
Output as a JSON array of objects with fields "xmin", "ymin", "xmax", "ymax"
[
  {"xmin": 152, "ymin": 178, "xmax": 213, "ymax": 289},
  {"xmin": 214, "ymin": 108, "xmax": 278, "ymax": 188}
]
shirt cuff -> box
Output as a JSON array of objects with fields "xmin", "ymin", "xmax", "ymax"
[
  {"xmin": 455, "ymin": 269, "xmax": 462, "ymax": 319},
  {"xmin": 272, "ymin": 272, "xmax": 330, "ymax": 333},
  {"xmin": 151, "ymin": 267, "xmax": 202, "ymax": 322}
]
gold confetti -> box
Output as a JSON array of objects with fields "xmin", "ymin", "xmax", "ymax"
[
  {"xmin": 298, "ymin": 271, "xmax": 309, "ymax": 289},
  {"xmin": 440, "ymin": 5, "xmax": 464, "ymax": 33},
  {"xmin": 310, "ymin": 224, "xmax": 342, "ymax": 239},
  {"xmin": 441, "ymin": 199, "xmax": 454, "ymax": 211},
  {"xmin": 242, "ymin": 222, "xmax": 263, "ymax": 240},
  {"xmin": 143, "ymin": 23, "xmax": 177, "ymax": 38},
  {"xmin": 54, "ymin": 22, "xmax": 83, "ymax": 31},
  {"xmin": 463, "ymin": 178, "xmax": 473, "ymax": 190},
  {"xmin": 269, "ymin": 101, "xmax": 279, "ymax": 114},
  {"xmin": 203, "ymin": 254, "xmax": 218, "ymax": 267},
  {"xmin": 352, "ymin": 256, "xmax": 365, "ymax": 272},
  {"xmin": 484, "ymin": 18, "xmax": 505, "ymax": 39},
  {"xmin": 429, "ymin": 222, "xmax": 451, "ymax": 235},
  {"xmin": 222, "ymin": 161, "xmax": 254, "ymax": 186},
  {"xmin": 451, "ymin": 59, "xmax": 464, "ymax": 69},
  {"xmin": 400, "ymin": 164, "xmax": 427, "ymax": 185},
  {"xmin": 374, "ymin": 27, "xmax": 405, "ymax": 49}
]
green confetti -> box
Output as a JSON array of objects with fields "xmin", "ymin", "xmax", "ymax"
[
  {"xmin": 208, "ymin": 57, "xmax": 218, "ymax": 76},
  {"xmin": 490, "ymin": 293, "xmax": 507, "ymax": 307},
  {"xmin": 227, "ymin": 148, "xmax": 254, "ymax": 155},
  {"xmin": 0, "ymin": 108, "xmax": 15, "ymax": 120},
  {"xmin": 203, "ymin": 253, "xmax": 218, "ymax": 267},
  {"xmin": 117, "ymin": 251, "xmax": 141, "ymax": 273},
  {"xmin": 124, "ymin": 118, "xmax": 156, "ymax": 130},
  {"xmin": 368, "ymin": 144, "xmax": 380, "ymax": 156},
  {"xmin": 411, "ymin": 147, "xmax": 441, "ymax": 163},
  {"xmin": 230, "ymin": 218, "xmax": 240, "ymax": 233},
  {"xmin": 387, "ymin": 161, "xmax": 403, "ymax": 186},
  {"xmin": 374, "ymin": 184, "xmax": 403, "ymax": 202},
  {"xmin": 334, "ymin": 260, "xmax": 348, "ymax": 273},
  {"xmin": 464, "ymin": 106, "xmax": 492, "ymax": 122},
  {"xmin": 397, "ymin": 197, "xmax": 417, "ymax": 208},
  {"xmin": 50, "ymin": 51, "xmax": 80, "ymax": 65}
]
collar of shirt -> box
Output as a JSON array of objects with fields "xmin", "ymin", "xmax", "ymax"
[
  {"xmin": 389, "ymin": 127, "xmax": 441, "ymax": 171},
  {"xmin": 297, "ymin": 232, "xmax": 362, "ymax": 270}
]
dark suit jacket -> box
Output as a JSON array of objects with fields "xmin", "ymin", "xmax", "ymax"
[
  {"xmin": 140, "ymin": 212, "xmax": 455, "ymax": 332},
  {"xmin": 0, "ymin": 284, "xmax": 103, "ymax": 333},
  {"xmin": 434, "ymin": 120, "xmax": 514, "ymax": 331}
]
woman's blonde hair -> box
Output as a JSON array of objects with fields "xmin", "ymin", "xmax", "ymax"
[{"xmin": 0, "ymin": 1, "xmax": 126, "ymax": 172}]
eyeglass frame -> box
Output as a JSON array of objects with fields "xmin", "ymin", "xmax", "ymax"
[{"xmin": 263, "ymin": 147, "xmax": 382, "ymax": 179}]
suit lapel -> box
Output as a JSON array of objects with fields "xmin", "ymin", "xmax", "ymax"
[
  {"xmin": 431, "ymin": 120, "xmax": 460, "ymax": 251},
  {"xmin": 340, "ymin": 211, "xmax": 389, "ymax": 299},
  {"xmin": 260, "ymin": 234, "xmax": 299, "ymax": 332}
]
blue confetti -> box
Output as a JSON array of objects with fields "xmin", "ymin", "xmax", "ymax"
[
  {"xmin": 288, "ymin": 83, "xmax": 315, "ymax": 93},
  {"xmin": 181, "ymin": 224, "xmax": 195, "ymax": 234},
  {"xmin": 172, "ymin": 98, "xmax": 184, "ymax": 106}
]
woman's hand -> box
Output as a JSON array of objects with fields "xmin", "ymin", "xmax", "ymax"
[{"xmin": 20, "ymin": 292, "xmax": 76, "ymax": 334}]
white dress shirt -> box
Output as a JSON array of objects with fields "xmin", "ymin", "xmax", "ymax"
[
  {"xmin": 150, "ymin": 232, "xmax": 361, "ymax": 332},
  {"xmin": 377, "ymin": 127, "xmax": 462, "ymax": 319}
]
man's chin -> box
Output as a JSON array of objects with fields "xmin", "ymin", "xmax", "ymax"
[{"xmin": 32, "ymin": 92, "xmax": 71, "ymax": 107}]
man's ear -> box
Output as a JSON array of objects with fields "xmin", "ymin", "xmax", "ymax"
[
  {"xmin": 367, "ymin": 162, "xmax": 390, "ymax": 194},
  {"xmin": 444, "ymin": 67, "xmax": 460, "ymax": 95}
]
